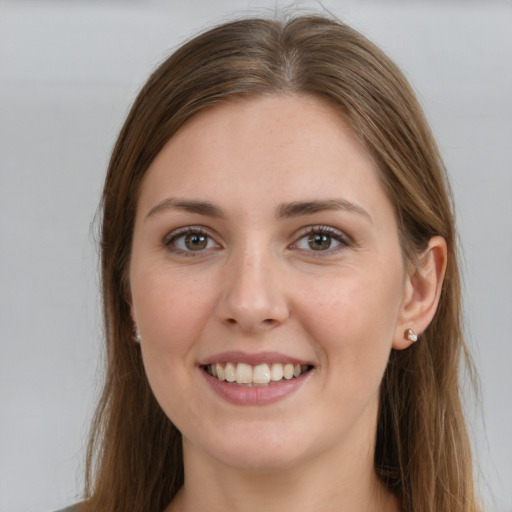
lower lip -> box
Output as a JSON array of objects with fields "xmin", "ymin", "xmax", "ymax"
[{"xmin": 201, "ymin": 369, "xmax": 311, "ymax": 406}]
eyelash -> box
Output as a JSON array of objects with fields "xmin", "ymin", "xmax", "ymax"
[{"xmin": 163, "ymin": 225, "xmax": 351, "ymax": 257}]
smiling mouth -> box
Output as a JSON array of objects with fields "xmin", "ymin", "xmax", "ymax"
[{"xmin": 203, "ymin": 362, "xmax": 312, "ymax": 386}]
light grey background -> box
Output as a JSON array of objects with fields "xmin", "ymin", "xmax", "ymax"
[{"xmin": 1, "ymin": 1, "xmax": 511, "ymax": 511}]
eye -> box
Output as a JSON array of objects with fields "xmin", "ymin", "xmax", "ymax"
[
  {"xmin": 292, "ymin": 226, "xmax": 349, "ymax": 253},
  {"xmin": 164, "ymin": 227, "xmax": 220, "ymax": 255}
]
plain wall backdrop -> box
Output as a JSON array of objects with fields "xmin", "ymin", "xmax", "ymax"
[{"xmin": 1, "ymin": 1, "xmax": 511, "ymax": 511}]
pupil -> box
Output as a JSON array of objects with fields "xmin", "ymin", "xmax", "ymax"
[
  {"xmin": 308, "ymin": 233, "xmax": 331, "ymax": 250},
  {"xmin": 185, "ymin": 233, "xmax": 207, "ymax": 250}
]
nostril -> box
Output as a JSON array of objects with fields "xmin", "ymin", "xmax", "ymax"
[{"xmin": 224, "ymin": 317, "xmax": 277, "ymax": 329}]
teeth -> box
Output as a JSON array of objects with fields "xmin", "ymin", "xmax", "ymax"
[
  {"xmin": 236, "ymin": 363, "xmax": 252, "ymax": 384},
  {"xmin": 216, "ymin": 363, "xmax": 225, "ymax": 381},
  {"xmin": 283, "ymin": 363, "xmax": 294, "ymax": 380},
  {"xmin": 207, "ymin": 362, "xmax": 309, "ymax": 385},
  {"xmin": 253, "ymin": 364, "xmax": 271, "ymax": 384},
  {"xmin": 224, "ymin": 362, "xmax": 236, "ymax": 382},
  {"xmin": 270, "ymin": 363, "xmax": 283, "ymax": 381}
]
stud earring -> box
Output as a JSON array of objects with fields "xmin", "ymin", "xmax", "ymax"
[
  {"xmin": 132, "ymin": 327, "xmax": 141, "ymax": 343},
  {"xmin": 406, "ymin": 328, "xmax": 418, "ymax": 342}
]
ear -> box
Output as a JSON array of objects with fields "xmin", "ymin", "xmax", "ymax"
[
  {"xmin": 130, "ymin": 306, "xmax": 142, "ymax": 343},
  {"xmin": 392, "ymin": 236, "xmax": 448, "ymax": 350}
]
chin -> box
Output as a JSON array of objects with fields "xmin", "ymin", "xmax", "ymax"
[{"xmin": 189, "ymin": 420, "xmax": 319, "ymax": 473}]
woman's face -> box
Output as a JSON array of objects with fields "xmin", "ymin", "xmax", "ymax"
[{"xmin": 130, "ymin": 95, "xmax": 411, "ymax": 473}]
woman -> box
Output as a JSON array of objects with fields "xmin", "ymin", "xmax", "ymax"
[{"xmin": 69, "ymin": 14, "xmax": 480, "ymax": 512}]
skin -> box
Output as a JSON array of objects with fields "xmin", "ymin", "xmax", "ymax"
[{"xmin": 129, "ymin": 94, "xmax": 447, "ymax": 512}]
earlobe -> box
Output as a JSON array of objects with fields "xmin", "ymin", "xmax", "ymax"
[
  {"xmin": 392, "ymin": 236, "xmax": 448, "ymax": 350},
  {"xmin": 405, "ymin": 328, "xmax": 418, "ymax": 343},
  {"xmin": 129, "ymin": 304, "xmax": 142, "ymax": 343},
  {"xmin": 132, "ymin": 327, "xmax": 142, "ymax": 343}
]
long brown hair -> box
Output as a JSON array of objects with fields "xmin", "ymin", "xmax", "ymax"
[{"xmin": 83, "ymin": 14, "xmax": 480, "ymax": 512}]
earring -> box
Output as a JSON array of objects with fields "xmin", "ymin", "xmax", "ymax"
[
  {"xmin": 132, "ymin": 327, "xmax": 141, "ymax": 343},
  {"xmin": 406, "ymin": 328, "xmax": 418, "ymax": 342}
]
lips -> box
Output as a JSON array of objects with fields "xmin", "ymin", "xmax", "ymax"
[{"xmin": 199, "ymin": 351, "xmax": 314, "ymax": 405}]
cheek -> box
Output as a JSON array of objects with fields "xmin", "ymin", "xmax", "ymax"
[
  {"xmin": 132, "ymin": 272, "xmax": 215, "ymax": 419},
  {"xmin": 133, "ymin": 270, "xmax": 214, "ymax": 421},
  {"xmin": 134, "ymin": 267, "xmax": 215, "ymax": 349},
  {"xmin": 295, "ymin": 268, "xmax": 402, "ymax": 373}
]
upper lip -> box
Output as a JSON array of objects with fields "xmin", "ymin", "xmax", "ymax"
[{"xmin": 199, "ymin": 351, "xmax": 314, "ymax": 367}]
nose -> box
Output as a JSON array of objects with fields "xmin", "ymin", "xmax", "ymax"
[{"xmin": 216, "ymin": 246, "xmax": 290, "ymax": 334}]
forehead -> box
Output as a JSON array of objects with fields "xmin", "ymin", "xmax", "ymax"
[{"xmin": 138, "ymin": 94, "xmax": 391, "ymax": 223}]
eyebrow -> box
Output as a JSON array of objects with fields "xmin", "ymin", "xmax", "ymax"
[
  {"xmin": 146, "ymin": 198, "xmax": 225, "ymax": 219},
  {"xmin": 277, "ymin": 199, "xmax": 372, "ymax": 222},
  {"xmin": 146, "ymin": 197, "xmax": 372, "ymax": 222}
]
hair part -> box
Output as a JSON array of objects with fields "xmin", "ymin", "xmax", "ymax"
[{"xmin": 83, "ymin": 14, "xmax": 480, "ymax": 512}]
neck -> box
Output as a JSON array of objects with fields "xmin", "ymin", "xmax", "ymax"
[{"xmin": 165, "ymin": 438, "xmax": 398, "ymax": 512}]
